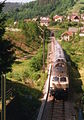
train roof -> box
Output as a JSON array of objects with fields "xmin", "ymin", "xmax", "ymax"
[
  {"xmin": 54, "ymin": 40, "xmax": 66, "ymax": 62},
  {"xmin": 51, "ymin": 37, "xmax": 68, "ymax": 77}
]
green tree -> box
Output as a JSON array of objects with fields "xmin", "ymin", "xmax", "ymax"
[
  {"xmin": 5, "ymin": 0, "xmax": 76, "ymax": 20},
  {"xmin": 0, "ymin": 40, "xmax": 15, "ymax": 75},
  {"xmin": 0, "ymin": 1, "xmax": 6, "ymax": 40},
  {"xmin": 0, "ymin": 1, "xmax": 15, "ymax": 75},
  {"xmin": 22, "ymin": 21, "xmax": 41, "ymax": 44}
]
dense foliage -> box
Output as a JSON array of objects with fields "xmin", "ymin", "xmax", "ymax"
[
  {"xmin": 22, "ymin": 21, "xmax": 41, "ymax": 45},
  {"xmin": 0, "ymin": 1, "xmax": 15, "ymax": 75},
  {"xmin": 21, "ymin": 21, "xmax": 50, "ymax": 49},
  {"xmin": 5, "ymin": 0, "xmax": 76, "ymax": 20},
  {"xmin": 0, "ymin": 40, "xmax": 15, "ymax": 74},
  {"xmin": 30, "ymin": 45, "xmax": 47, "ymax": 72},
  {"xmin": 0, "ymin": 1, "xmax": 5, "ymax": 40},
  {"xmin": 80, "ymin": 6, "xmax": 84, "ymax": 13}
]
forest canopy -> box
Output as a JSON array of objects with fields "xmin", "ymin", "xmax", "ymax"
[{"xmin": 4, "ymin": 0, "xmax": 76, "ymax": 20}]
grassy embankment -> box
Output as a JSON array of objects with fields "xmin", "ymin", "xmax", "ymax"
[{"xmin": 4, "ymin": 24, "xmax": 48, "ymax": 120}]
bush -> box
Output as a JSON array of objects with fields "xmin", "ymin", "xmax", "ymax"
[
  {"xmin": 30, "ymin": 45, "xmax": 47, "ymax": 72},
  {"xmin": 54, "ymin": 29, "xmax": 65, "ymax": 39},
  {"xmin": 12, "ymin": 72, "xmax": 23, "ymax": 81},
  {"xmin": 31, "ymin": 72, "xmax": 41, "ymax": 81},
  {"xmin": 30, "ymin": 52, "xmax": 43, "ymax": 72},
  {"xmin": 60, "ymin": 23, "xmax": 68, "ymax": 29},
  {"xmin": 49, "ymin": 21, "xmax": 58, "ymax": 26}
]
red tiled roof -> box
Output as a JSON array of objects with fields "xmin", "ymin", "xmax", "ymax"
[
  {"xmin": 40, "ymin": 17, "xmax": 50, "ymax": 21},
  {"xmin": 53, "ymin": 15, "xmax": 63, "ymax": 20},
  {"xmin": 62, "ymin": 31, "xmax": 73, "ymax": 36},
  {"xmin": 71, "ymin": 15, "xmax": 79, "ymax": 20},
  {"xmin": 80, "ymin": 28, "xmax": 84, "ymax": 33},
  {"xmin": 68, "ymin": 27, "xmax": 78, "ymax": 33},
  {"xmin": 40, "ymin": 17, "xmax": 50, "ymax": 23}
]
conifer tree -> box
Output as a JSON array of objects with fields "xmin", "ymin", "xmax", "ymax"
[
  {"xmin": 0, "ymin": 1, "xmax": 15, "ymax": 75},
  {"xmin": 0, "ymin": 1, "xmax": 6, "ymax": 40}
]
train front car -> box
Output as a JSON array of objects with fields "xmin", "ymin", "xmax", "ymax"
[{"xmin": 49, "ymin": 39, "xmax": 69, "ymax": 98}]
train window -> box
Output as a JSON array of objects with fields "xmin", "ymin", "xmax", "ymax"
[
  {"xmin": 56, "ymin": 63, "xmax": 62, "ymax": 67},
  {"xmin": 57, "ymin": 59, "xmax": 60, "ymax": 62},
  {"xmin": 52, "ymin": 77, "xmax": 59, "ymax": 81},
  {"xmin": 61, "ymin": 59, "xmax": 65, "ymax": 62},
  {"xmin": 60, "ymin": 77, "xmax": 66, "ymax": 82}
]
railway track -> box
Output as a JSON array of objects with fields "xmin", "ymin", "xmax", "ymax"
[
  {"xmin": 41, "ymin": 94, "xmax": 76, "ymax": 120},
  {"xmin": 41, "ymin": 95, "xmax": 66, "ymax": 120},
  {"xmin": 51, "ymin": 99, "xmax": 65, "ymax": 120},
  {"xmin": 37, "ymin": 37, "xmax": 76, "ymax": 120}
]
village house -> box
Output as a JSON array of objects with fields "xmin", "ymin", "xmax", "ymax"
[
  {"xmin": 53, "ymin": 15, "xmax": 63, "ymax": 22},
  {"xmin": 68, "ymin": 27, "xmax": 79, "ymax": 34},
  {"xmin": 40, "ymin": 17, "xmax": 50, "ymax": 26},
  {"xmin": 79, "ymin": 27, "xmax": 84, "ymax": 37},
  {"xmin": 67, "ymin": 15, "xmax": 80, "ymax": 22},
  {"xmin": 61, "ymin": 31, "xmax": 73, "ymax": 41},
  {"xmin": 81, "ymin": 14, "xmax": 84, "ymax": 20},
  {"xmin": 71, "ymin": 15, "xmax": 80, "ymax": 22},
  {"xmin": 67, "ymin": 15, "xmax": 71, "ymax": 21},
  {"xmin": 14, "ymin": 21, "xmax": 18, "ymax": 26},
  {"xmin": 32, "ymin": 17, "xmax": 38, "ymax": 21}
]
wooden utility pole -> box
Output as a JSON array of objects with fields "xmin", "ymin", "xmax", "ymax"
[
  {"xmin": 1, "ymin": 74, "xmax": 6, "ymax": 120},
  {"xmin": 43, "ymin": 32, "xmax": 45, "ymax": 73},
  {"xmin": 38, "ymin": 26, "xmax": 45, "ymax": 73}
]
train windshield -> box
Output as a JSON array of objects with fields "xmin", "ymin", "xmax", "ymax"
[
  {"xmin": 52, "ymin": 77, "xmax": 59, "ymax": 81},
  {"xmin": 55, "ymin": 63, "xmax": 65, "ymax": 68},
  {"xmin": 60, "ymin": 77, "xmax": 66, "ymax": 82}
]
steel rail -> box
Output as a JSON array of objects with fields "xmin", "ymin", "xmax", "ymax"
[{"xmin": 37, "ymin": 64, "xmax": 52, "ymax": 120}]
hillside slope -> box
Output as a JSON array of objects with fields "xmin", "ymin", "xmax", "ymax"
[
  {"xmin": 68, "ymin": 0, "xmax": 84, "ymax": 13},
  {"xmin": 6, "ymin": 0, "xmax": 76, "ymax": 20},
  {"xmin": 3, "ymin": 2, "xmax": 22, "ymax": 13}
]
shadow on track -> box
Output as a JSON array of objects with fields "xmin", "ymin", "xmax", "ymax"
[{"xmin": 64, "ymin": 50, "xmax": 83, "ymax": 101}]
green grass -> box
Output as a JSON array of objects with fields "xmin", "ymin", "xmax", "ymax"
[
  {"xmin": 80, "ymin": 0, "xmax": 84, "ymax": 2},
  {"xmin": 7, "ymin": 55, "xmax": 47, "ymax": 91},
  {"xmin": 6, "ymin": 44, "xmax": 48, "ymax": 119},
  {"xmin": 6, "ymin": 43, "xmax": 48, "ymax": 119},
  {"xmin": 7, "ymin": 60, "xmax": 29, "ymax": 81}
]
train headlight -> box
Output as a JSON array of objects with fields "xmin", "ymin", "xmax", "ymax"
[
  {"xmin": 64, "ymin": 88, "xmax": 66, "ymax": 91},
  {"xmin": 50, "ymin": 87, "xmax": 54, "ymax": 90},
  {"xmin": 65, "ymin": 83, "xmax": 69, "ymax": 87}
]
